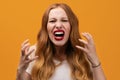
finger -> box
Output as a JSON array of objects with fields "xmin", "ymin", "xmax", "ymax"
[
  {"xmin": 21, "ymin": 43, "xmax": 30, "ymax": 56},
  {"xmin": 82, "ymin": 32, "xmax": 93, "ymax": 44},
  {"xmin": 86, "ymin": 32, "xmax": 93, "ymax": 38},
  {"xmin": 76, "ymin": 45, "xmax": 88, "ymax": 53},
  {"xmin": 26, "ymin": 56, "xmax": 39, "ymax": 64},
  {"xmin": 21, "ymin": 43, "xmax": 30, "ymax": 51},
  {"xmin": 24, "ymin": 45, "xmax": 31, "ymax": 55},
  {"xmin": 82, "ymin": 32, "xmax": 90, "ymax": 41},
  {"xmin": 78, "ymin": 39, "xmax": 88, "ymax": 45},
  {"xmin": 21, "ymin": 39, "xmax": 29, "ymax": 47},
  {"xmin": 30, "ymin": 56, "xmax": 39, "ymax": 62},
  {"xmin": 25, "ymin": 48, "xmax": 35, "ymax": 58},
  {"xmin": 85, "ymin": 33, "xmax": 95, "ymax": 44},
  {"xmin": 78, "ymin": 39, "xmax": 89, "ymax": 49}
]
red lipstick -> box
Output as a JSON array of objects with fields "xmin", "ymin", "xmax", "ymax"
[{"xmin": 53, "ymin": 30, "xmax": 65, "ymax": 41}]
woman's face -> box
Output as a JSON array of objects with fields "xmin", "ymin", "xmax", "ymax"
[{"xmin": 47, "ymin": 7, "xmax": 71, "ymax": 47}]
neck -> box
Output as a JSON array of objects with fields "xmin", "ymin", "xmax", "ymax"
[{"xmin": 54, "ymin": 45, "xmax": 67, "ymax": 61}]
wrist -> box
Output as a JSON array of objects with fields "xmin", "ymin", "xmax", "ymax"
[
  {"xmin": 16, "ymin": 68, "xmax": 26, "ymax": 80},
  {"xmin": 90, "ymin": 56, "xmax": 100, "ymax": 66},
  {"xmin": 92, "ymin": 62, "xmax": 101, "ymax": 68}
]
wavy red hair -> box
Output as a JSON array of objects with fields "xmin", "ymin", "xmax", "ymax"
[{"xmin": 31, "ymin": 3, "xmax": 93, "ymax": 80}]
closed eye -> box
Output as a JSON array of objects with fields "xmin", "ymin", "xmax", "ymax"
[
  {"xmin": 61, "ymin": 19, "xmax": 69, "ymax": 22},
  {"xmin": 48, "ymin": 20, "xmax": 56, "ymax": 23}
]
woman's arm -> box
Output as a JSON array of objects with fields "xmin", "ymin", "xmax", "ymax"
[
  {"xmin": 16, "ymin": 70, "xmax": 32, "ymax": 80},
  {"xmin": 16, "ymin": 39, "xmax": 38, "ymax": 80},
  {"xmin": 76, "ymin": 32, "xmax": 106, "ymax": 80},
  {"xmin": 92, "ymin": 65, "xmax": 106, "ymax": 80}
]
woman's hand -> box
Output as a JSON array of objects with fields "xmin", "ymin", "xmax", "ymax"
[
  {"xmin": 17, "ymin": 39, "xmax": 38, "ymax": 75},
  {"xmin": 76, "ymin": 33, "xmax": 106, "ymax": 80},
  {"xmin": 76, "ymin": 32, "xmax": 100, "ymax": 66}
]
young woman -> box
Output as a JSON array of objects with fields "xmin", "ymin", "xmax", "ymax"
[{"xmin": 17, "ymin": 3, "xmax": 106, "ymax": 80}]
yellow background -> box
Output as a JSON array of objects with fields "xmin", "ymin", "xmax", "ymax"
[{"xmin": 0, "ymin": 0, "xmax": 120, "ymax": 80}]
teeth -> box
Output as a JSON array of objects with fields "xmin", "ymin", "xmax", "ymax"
[
  {"xmin": 54, "ymin": 31, "xmax": 64, "ymax": 37},
  {"xmin": 55, "ymin": 32, "xmax": 63, "ymax": 35}
]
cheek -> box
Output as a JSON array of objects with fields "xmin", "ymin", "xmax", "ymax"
[
  {"xmin": 47, "ymin": 24, "xmax": 51, "ymax": 34},
  {"xmin": 47, "ymin": 24, "xmax": 53, "ymax": 38},
  {"xmin": 66, "ymin": 24, "xmax": 71, "ymax": 35}
]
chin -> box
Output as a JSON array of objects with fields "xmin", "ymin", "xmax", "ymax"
[
  {"xmin": 50, "ymin": 37, "xmax": 69, "ymax": 47},
  {"xmin": 53, "ymin": 41, "xmax": 67, "ymax": 47},
  {"xmin": 54, "ymin": 43, "xmax": 65, "ymax": 47}
]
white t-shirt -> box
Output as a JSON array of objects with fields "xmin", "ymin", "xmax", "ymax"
[{"xmin": 26, "ymin": 45, "xmax": 72, "ymax": 80}]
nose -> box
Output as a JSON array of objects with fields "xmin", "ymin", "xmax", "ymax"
[{"xmin": 55, "ymin": 21, "xmax": 62, "ymax": 29}]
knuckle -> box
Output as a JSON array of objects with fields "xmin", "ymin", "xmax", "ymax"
[{"xmin": 21, "ymin": 48, "xmax": 24, "ymax": 51}]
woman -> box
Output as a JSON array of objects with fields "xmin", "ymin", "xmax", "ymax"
[{"xmin": 17, "ymin": 3, "xmax": 106, "ymax": 80}]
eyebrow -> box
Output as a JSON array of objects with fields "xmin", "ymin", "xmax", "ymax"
[{"xmin": 48, "ymin": 17, "xmax": 68, "ymax": 20}]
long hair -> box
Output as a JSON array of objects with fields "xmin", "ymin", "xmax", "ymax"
[{"xmin": 31, "ymin": 3, "xmax": 93, "ymax": 80}]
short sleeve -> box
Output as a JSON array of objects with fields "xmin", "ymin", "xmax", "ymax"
[{"xmin": 26, "ymin": 45, "xmax": 36, "ymax": 74}]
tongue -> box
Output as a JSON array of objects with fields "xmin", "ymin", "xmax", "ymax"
[
  {"xmin": 54, "ymin": 33, "xmax": 64, "ymax": 41},
  {"xmin": 54, "ymin": 30, "xmax": 64, "ymax": 41}
]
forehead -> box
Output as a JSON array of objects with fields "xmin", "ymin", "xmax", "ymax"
[{"xmin": 48, "ymin": 7, "xmax": 68, "ymax": 18}]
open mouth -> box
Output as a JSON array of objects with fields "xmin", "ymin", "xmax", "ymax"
[{"xmin": 54, "ymin": 30, "xmax": 65, "ymax": 41}]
